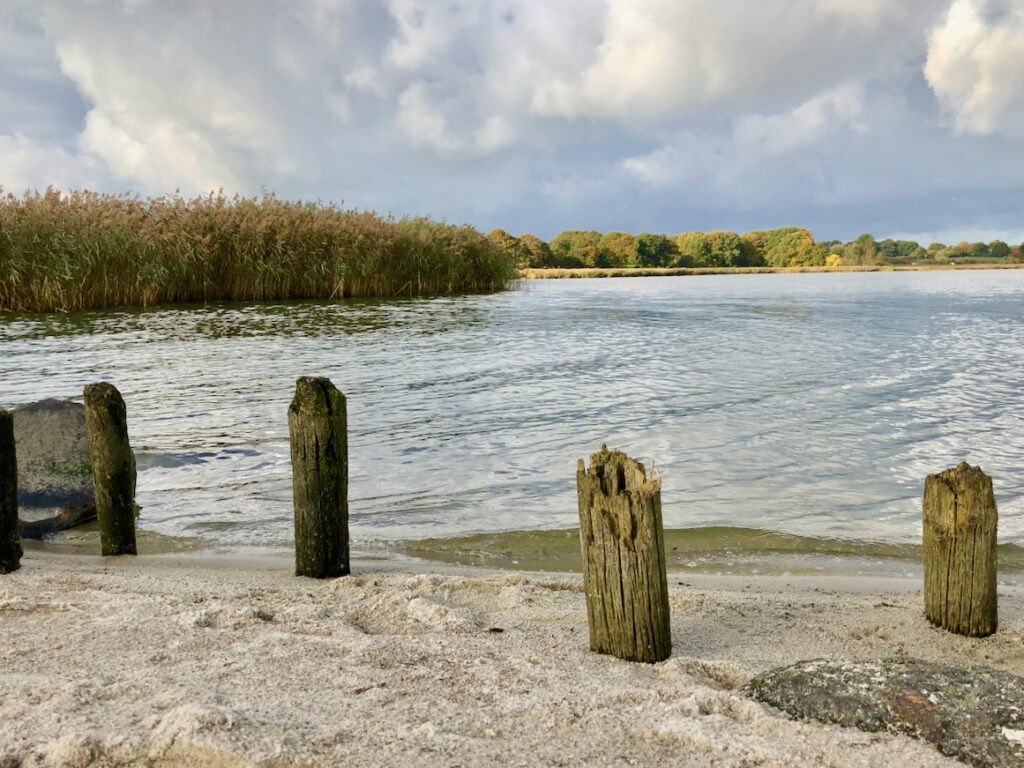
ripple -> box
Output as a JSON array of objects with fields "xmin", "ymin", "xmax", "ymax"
[{"xmin": 2, "ymin": 270, "xmax": 1024, "ymax": 547}]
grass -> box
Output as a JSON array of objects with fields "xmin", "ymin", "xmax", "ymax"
[
  {"xmin": 523, "ymin": 263, "xmax": 1024, "ymax": 279},
  {"xmin": 0, "ymin": 189, "xmax": 519, "ymax": 312}
]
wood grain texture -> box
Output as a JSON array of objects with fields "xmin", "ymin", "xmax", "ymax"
[
  {"xmin": 289, "ymin": 377, "xmax": 349, "ymax": 579},
  {"xmin": 923, "ymin": 462, "xmax": 997, "ymax": 637},
  {"xmin": 0, "ymin": 407, "xmax": 22, "ymax": 573},
  {"xmin": 577, "ymin": 445, "xmax": 670, "ymax": 663},
  {"xmin": 83, "ymin": 383, "xmax": 137, "ymax": 557}
]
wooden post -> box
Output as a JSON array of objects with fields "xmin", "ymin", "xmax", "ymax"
[
  {"xmin": 83, "ymin": 383, "xmax": 137, "ymax": 556},
  {"xmin": 923, "ymin": 462, "xmax": 997, "ymax": 637},
  {"xmin": 577, "ymin": 445, "xmax": 671, "ymax": 663},
  {"xmin": 289, "ymin": 376, "xmax": 349, "ymax": 578},
  {"xmin": 0, "ymin": 407, "xmax": 22, "ymax": 573}
]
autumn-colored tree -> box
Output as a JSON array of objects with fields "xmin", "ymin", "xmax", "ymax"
[
  {"xmin": 517, "ymin": 233, "xmax": 555, "ymax": 267},
  {"xmin": 740, "ymin": 233, "xmax": 767, "ymax": 266},
  {"xmin": 745, "ymin": 227, "xmax": 826, "ymax": 267},
  {"xmin": 487, "ymin": 228, "xmax": 529, "ymax": 266},
  {"xmin": 674, "ymin": 232, "xmax": 710, "ymax": 266},
  {"xmin": 842, "ymin": 233, "xmax": 880, "ymax": 266},
  {"xmin": 550, "ymin": 230, "xmax": 601, "ymax": 267},
  {"xmin": 598, "ymin": 231, "xmax": 638, "ymax": 267}
]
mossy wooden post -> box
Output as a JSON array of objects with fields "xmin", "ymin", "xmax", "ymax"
[
  {"xmin": 0, "ymin": 407, "xmax": 22, "ymax": 573},
  {"xmin": 289, "ymin": 377, "xmax": 348, "ymax": 578},
  {"xmin": 577, "ymin": 445, "xmax": 671, "ymax": 663},
  {"xmin": 83, "ymin": 383, "xmax": 137, "ymax": 556},
  {"xmin": 923, "ymin": 462, "xmax": 997, "ymax": 637}
]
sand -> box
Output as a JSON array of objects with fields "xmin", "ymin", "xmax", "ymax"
[{"xmin": 2, "ymin": 552, "xmax": 1023, "ymax": 767}]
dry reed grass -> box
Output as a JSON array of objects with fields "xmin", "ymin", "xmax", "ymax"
[{"xmin": 0, "ymin": 189, "xmax": 518, "ymax": 312}]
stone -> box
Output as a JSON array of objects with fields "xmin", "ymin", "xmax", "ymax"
[
  {"xmin": 10, "ymin": 398, "xmax": 137, "ymax": 539},
  {"xmin": 12, "ymin": 399, "xmax": 93, "ymax": 510},
  {"xmin": 751, "ymin": 658, "xmax": 1024, "ymax": 767}
]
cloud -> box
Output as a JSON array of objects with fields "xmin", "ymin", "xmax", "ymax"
[
  {"xmin": 530, "ymin": 0, "xmax": 939, "ymax": 121},
  {"xmin": 924, "ymin": 0, "xmax": 1024, "ymax": 136},
  {"xmin": 0, "ymin": 133, "xmax": 104, "ymax": 194},
  {"xmin": 0, "ymin": 0, "xmax": 1022, "ymax": 242}
]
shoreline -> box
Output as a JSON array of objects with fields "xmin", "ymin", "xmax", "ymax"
[
  {"xmin": 4, "ymin": 550, "xmax": 1022, "ymax": 766},
  {"xmin": 522, "ymin": 263, "xmax": 1024, "ymax": 279},
  {"xmin": 27, "ymin": 523, "xmax": 1024, "ymax": 583}
]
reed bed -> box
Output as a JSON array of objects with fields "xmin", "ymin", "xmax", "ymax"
[{"xmin": 0, "ymin": 189, "xmax": 518, "ymax": 312}]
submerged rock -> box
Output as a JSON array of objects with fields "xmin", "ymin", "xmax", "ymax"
[
  {"xmin": 751, "ymin": 658, "xmax": 1024, "ymax": 767},
  {"xmin": 12, "ymin": 399, "xmax": 93, "ymax": 509}
]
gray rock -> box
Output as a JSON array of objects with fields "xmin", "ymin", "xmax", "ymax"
[
  {"xmin": 751, "ymin": 658, "xmax": 1024, "ymax": 767},
  {"xmin": 12, "ymin": 399, "xmax": 93, "ymax": 510}
]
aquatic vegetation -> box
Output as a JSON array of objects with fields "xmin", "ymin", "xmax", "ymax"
[{"xmin": 0, "ymin": 189, "xmax": 518, "ymax": 312}]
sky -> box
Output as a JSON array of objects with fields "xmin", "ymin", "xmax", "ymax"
[{"xmin": 2, "ymin": 0, "xmax": 1024, "ymax": 243}]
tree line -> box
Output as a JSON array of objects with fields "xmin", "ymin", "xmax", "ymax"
[{"xmin": 488, "ymin": 227, "xmax": 1024, "ymax": 269}]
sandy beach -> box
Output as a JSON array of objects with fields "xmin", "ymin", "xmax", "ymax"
[{"xmin": 1, "ymin": 553, "xmax": 1021, "ymax": 767}]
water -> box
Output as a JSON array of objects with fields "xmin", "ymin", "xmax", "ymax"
[{"xmin": 3, "ymin": 271, "xmax": 1024, "ymax": 550}]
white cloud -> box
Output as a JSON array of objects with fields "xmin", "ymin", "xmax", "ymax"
[
  {"xmin": 397, "ymin": 81, "xmax": 459, "ymax": 154},
  {"xmin": 733, "ymin": 84, "xmax": 866, "ymax": 157},
  {"xmin": 925, "ymin": 0, "xmax": 1024, "ymax": 136},
  {"xmin": 0, "ymin": 133, "xmax": 103, "ymax": 193},
  {"xmin": 530, "ymin": 0, "xmax": 939, "ymax": 121},
  {"xmin": 0, "ymin": 0, "xmax": 1022, "ymax": 241}
]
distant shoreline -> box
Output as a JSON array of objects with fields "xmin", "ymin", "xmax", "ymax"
[{"xmin": 523, "ymin": 263, "xmax": 1024, "ymax": 279}]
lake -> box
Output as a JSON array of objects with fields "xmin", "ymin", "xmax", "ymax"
[{"xmin": 3, "ymin": 271, "xmax": 1024, "ymax": 554}]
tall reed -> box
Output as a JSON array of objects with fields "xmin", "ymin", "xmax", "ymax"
[{"xmin": 0, "ymin": 189, "xmax": 518, "ymax": 312}]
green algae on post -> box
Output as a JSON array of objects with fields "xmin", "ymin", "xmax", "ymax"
[
  {"xmin": 289, "ymin": 377, "xmax": 349, "ymax": 579},
  {"xmin": 83, "ymin": 383, "xmax": 138, "ymax": 557}
]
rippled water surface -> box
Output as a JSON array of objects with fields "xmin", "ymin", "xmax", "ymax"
[{"xmin": 3, "ymin": 271, "xmax": 1024, "ymax": 547}]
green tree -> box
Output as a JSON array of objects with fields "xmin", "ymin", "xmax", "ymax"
[
  {"xmin": 842, "ymin": 233, "xmax": 880, "ymax": 265},
  {"xmin": 967, "ymin": 242, "xmax": 989, "ymax": 258},
  {"xmin": 988, "ymin": 240, "xmax": 1010, "ymax": 260},
  {"xmin": 674, "ymin": 232, "xmax": 711, "ymax": 266},
  {"xmin": 705, "ymin": 230, "xmax": 746, "ymax": 267},
  {"xmin": 636, "ymin": 233, "xmax": 675, "ymax": 267}
]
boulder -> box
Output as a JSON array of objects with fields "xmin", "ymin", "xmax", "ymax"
[
  {"xmin": 12, "ymin": 399, "xmax": 93, "ymax": 509},
  {"xmin": 10, "ymin": 398, "xmax": 136, "ymax": 539},
  {"xmin": 751, "ymin": 658, "xmax": 1024, "ymax": 767}
]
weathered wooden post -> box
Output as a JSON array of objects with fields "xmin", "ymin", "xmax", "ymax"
[
  {"xmin": 83, "ymin": 383, "xmax": 137, "ymax": 556},
  {"xmin": 289, "ymin": 376, "xmax": 349, "ymax": 578},
  {"xmin": 577, "ymin": 445, "xmax": 671, "ymax": 663},
  {"xmin": 923, "ymin": 462, "xmax": 997, "ymax": 637},
  {"xmin": 0, "ymin": 407, "xmax": 22, "ymax": 573}
]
